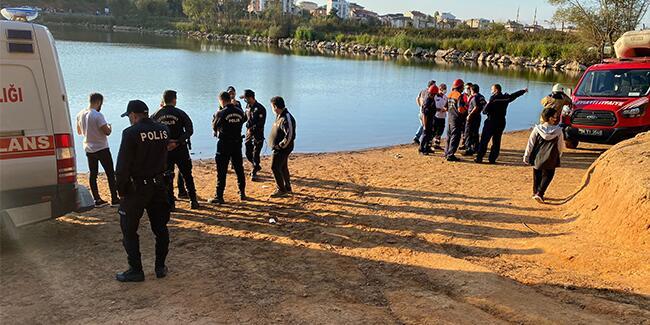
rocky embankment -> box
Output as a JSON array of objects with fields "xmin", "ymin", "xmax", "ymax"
[
  {"xmin": 58, "ymin": 23, "xmax": 588, "ymax": 71},
  {"xmin": 185, "ymin": 31, "xmax": 588, "ymax": 72}
]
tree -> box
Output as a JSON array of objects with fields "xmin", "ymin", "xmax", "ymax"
[
  {"xmin": 548, "ymin": 0, "xmax": 650, "ymax": 59},
  {"xmin": 183, "ymin": 0, "xmax": 219, "ymax": 29},
  {"xmin": 134, "ymin": 0, "xmax": 168, "ymax": 16}
]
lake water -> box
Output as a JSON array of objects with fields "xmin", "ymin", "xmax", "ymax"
[{"xmin": 49, "ymin": 27, "xmax": 580, "ymax": 171}]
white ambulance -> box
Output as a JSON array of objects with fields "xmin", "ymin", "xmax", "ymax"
[{"xmin": 0, "ymin": 8, "xmax": 93, "ymax": 237}]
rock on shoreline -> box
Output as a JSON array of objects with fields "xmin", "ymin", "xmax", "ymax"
[{"xmin": 48, "ymin": 22, "xmax": 589, "ymax": 72}]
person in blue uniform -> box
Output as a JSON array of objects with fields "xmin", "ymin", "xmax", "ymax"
[
  {"xmin": 114, "ymin": 100, "xmax": 172, "ymax": 282},
  {"xmin": 151, "ymin": 90, "xmax": 200, "ymax": 210},
  {"xmin": 209, "ymin": 91, "xmax": 248, "ymax": 204},
  {"xmin": 241, "ymin": 89, "xmax": 267, "ymax": 182}
]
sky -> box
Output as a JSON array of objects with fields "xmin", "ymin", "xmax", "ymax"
[{"xmin": 308, "ymin": 0, "xmax": 650, "ymax": 28}]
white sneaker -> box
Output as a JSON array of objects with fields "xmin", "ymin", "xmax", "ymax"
[{"xmin": 533, "ymin": 194, "xmax": 544, "ymax": 204}]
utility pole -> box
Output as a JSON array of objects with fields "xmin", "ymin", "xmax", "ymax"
[
  {"xmin": 516, "ymin": 6, "xmax": 520, "ymax": 23},
  {"xmin": 533, "ymin": 8, "xmax": 537, "ymax": 26}
]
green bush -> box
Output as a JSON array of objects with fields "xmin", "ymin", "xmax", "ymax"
[{"xmin": 294, "ymin": 26, "xmax": 314, "ymax": 41}]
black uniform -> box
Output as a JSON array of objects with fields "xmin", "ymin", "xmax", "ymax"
[
  {"xmin": 464, "ymin": 93, "xmax": 487, "ymax": 155},
  {"xmin": 476, "ymin": 90, "xmax": 527, "ymax": 163},
  {"xmin": 244, "ymin": 101, "xmax": 267, "ymax": 175},
  {"xmin": 418, "ymin": 95, "xmax": 436, "ymax": 154},
  {"xmin": 115, "ymin": 118, "xmax": 171, "ymax": 274},
  {"xmin": 151, "ymin": 105, "xmax": 198, "ymax": 206},
  {"xmin": 269, "ymin": 108, "xmax": 296, "ymax": 193},
  {"xmin": 212, "ymin": 103, "xmax": 247, "ymax": 200}
]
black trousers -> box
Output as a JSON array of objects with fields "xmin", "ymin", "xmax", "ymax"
[
  {"xmin": 477, "ymin": 119, "xmax": 506, "ymax": 163},
  {"xmin": 86, "ymin": 148, "xmax": 118, "ymax": 202},
  {"xmin": 533, "ymin": 168, "xmax": 556, "ymax": 197},
  {"xmin": 167, "ymin": 146, "xmax": 197, "ymax": 203},
  {"xmin": 245, "ymin": 136, "xmax": 264, "ymax": 171},
  {"xmin": 464, "ymin": 115, "xmax": 481, "ymax": 154},
  {"xmin": 419, "ymin": 116, "xmax": 434, "ymax": 153},
  {"xmin": 215, "ymin": 140, "xmax": 246, "ymax": 199},
  {"xmin": 433, "ymin": 117, "xmax": 446, "ymax": 144},
  {"xmin": 119, "ymin": 183, "xmax": 171, "ymax": 271},
  {"xmin": 445, "ymin": 112, "xmax": 466, "ymax": 157},
  {"xmin": 271, "ymin": 144, "xmax": 293, "ymax": 192},
  {"xmin": 176, "ymin": 172, "xmax": 187, "ymax": 195}
]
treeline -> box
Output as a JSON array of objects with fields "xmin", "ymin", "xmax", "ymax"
[{"xmin": 15, "ymin": 0, "xmax": 596, "ymax": 63}]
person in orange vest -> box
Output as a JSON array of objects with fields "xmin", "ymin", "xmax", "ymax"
[{"xmin": 444, "ymin": 79, "xmax": 469, "ymax": 162}]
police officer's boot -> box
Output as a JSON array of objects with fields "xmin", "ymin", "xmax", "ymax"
[
  {"xmin": 116, "ymin": 268, "xmax": 145, "ymax": 282},
  {"xmin": 208, "ymin": 196, "xmax": 225, "ymax": 205},
  {"xmin": 155, "ymin": 265, "xmax": 168, "ymax": 279},
  {"xmin": 187, "ymin": 191, "xmax": 200, "ymax": 209}
]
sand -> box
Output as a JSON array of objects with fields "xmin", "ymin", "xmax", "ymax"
[{"xmin": 1, "ymin": 130, "xmax": 649, "ymax": 324}]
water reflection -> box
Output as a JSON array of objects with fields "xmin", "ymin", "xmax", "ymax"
[{"xmin": 48, "ymin": 26, "xmax": 582, "ymax": 171}]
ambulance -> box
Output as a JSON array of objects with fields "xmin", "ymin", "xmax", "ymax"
[{"xmin": 0, "ymin": 8, "xmax": 93, "ymax": 237}]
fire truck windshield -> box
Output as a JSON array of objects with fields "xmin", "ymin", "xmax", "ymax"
[{"xmin": 575, "ymin": 69, "xmax": 650, "ymax": 98}]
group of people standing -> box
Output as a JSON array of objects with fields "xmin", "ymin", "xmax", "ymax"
[
  {"xmin": 75, "ymin": 87, "xmax": 297, "ymax": 282},
  {"xmin": 414, "ymin": 79, "xmax": 573, "ymax": 204},
  {"xmin": 414, "ymin": 79, "xmax": 528, "ymax": 163}
]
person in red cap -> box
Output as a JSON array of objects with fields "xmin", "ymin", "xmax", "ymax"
[
  {"xmin": 418, "ymin": 84, "xmax": 442, "ymax": 155},
  {"xmin": 444, "ymin": 79, "xmax": 469, "ymax": 161}
]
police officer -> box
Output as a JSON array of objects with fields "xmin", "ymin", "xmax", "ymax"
[
  {"xmin": 115, "ymin": 100, "xmax": 171, "ymax": 282},
  {"xmin": 151, "ymin": 90, "xmax": 200, "ymax": 210},
  {"xmin": 241, "ymin": 89, "xmax": 267, "ymax": 181},
  {"xmin": 227, "ymin": 86, "xmax": 242, "ymax": 109},
  {"xmin": 209, "ymin": 91, "xmax": 248, "ymax": 204}
]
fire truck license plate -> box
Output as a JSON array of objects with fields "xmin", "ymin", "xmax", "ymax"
[{"xmin": 578, "ymin": 128, "xmax": 603, "ymax": 136}]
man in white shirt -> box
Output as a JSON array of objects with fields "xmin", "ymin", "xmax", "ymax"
[{"xmin": 76, "ymin": 93, "xmax": 118, "ymax": 207}]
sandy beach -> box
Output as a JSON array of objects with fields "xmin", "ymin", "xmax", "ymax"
[{"xmin": 1, "ymin": 130, "xmax": 649, "ymax": 324}]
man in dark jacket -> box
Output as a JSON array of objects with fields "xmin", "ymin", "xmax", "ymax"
[
  {"xmin": 268, "ymin": 96, "xmax": 296, "ymax": 198},
  {"xmin": 151, "ymin": 90, "xmax": 200, "ymax": 210},
  {"xmin": 418, "ymin": 84, "xmax": 439, "ymax": 155},
  {"xmin": 115, "ymin": 100, "xmax": 171, "ymax": 282},
  {"xmin": 475, "ymin": 84, "xmax": 528, "ymax": 164},
  {"xmin": 241, "ymin": 89, "xmax": 267, "ymax": 181},
  {"xmin": 209, "ymin": 91, "xmax": 248, "ymax": 204},
  {"xmin": 463, "ymin": 84, "xmax": 487, "ymax": 156}
]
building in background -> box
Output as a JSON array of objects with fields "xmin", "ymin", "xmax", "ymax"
[
  {"xmin": 405, "ymin": 11, "xmax": 434, "ymax": 29},
  {"xmin": 434, "ymin": 12, "xmax": 461, "ymax": 29},
  {"xmin": 465, "ymin": 18, "xmax": 491, "ymax": 29},
  {"xmin": 297, "ymin": 1, "xmax": 318, "ymax": 13},
  {"xmin": 350, "ymin": 7, "xmax": 379, "ymax": 23},
  {"xmin": 327, "ymin": 0, "xmax": 350, "ymax": 19},
  {"xmin": 312, "ymin": 5, "xmax": 328, "ymax": 17},
  {"xmin": 248, "ymin": 0, "xmax": 295, "ymax": 14},
  {"xmin": 505, "ymin": 20, "xmax": 524, "ymax": 32},
  {"xmin": 380, "ymin": 14, "xmax": 412, "ymax": 28}
]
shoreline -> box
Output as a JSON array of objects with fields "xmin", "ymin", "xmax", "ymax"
[
  {"xmin": 7, "ymin": 125, "xmax": 650, "ymax": 323},
  {"xmin": 45, "ymin": 21, "xmax": 588, "ymax": 74}
]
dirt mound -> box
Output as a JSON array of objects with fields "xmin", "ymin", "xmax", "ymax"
[{"xmin": 568, "ymin": 132, "xmax": 650, "ymax": 247}]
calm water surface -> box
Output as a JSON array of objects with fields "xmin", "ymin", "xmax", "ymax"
[{"xmin": 49, "ymin": 27, "xmax": 580, "ymax": 171}]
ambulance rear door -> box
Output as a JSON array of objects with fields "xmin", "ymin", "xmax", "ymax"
[{"xmin": 0, "ymin": 21, "xmax": 57, "ymax": 195}]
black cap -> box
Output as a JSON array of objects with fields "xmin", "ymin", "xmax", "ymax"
[
  {"xmin": 239, "ymin": 89, "xmax": 255, "ymax": 99},
  {"xmin": 226, "ymin": 86, "xmax": 236, "ymax": 93},
  {"xmin": 121, "ymin": 100, "xmax": 149, "ymax": 117}
]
